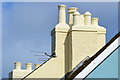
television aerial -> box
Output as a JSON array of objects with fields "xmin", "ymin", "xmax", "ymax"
[{"xmin": 31, "ymin": 50, "xmax": 56, "ymax": 62}]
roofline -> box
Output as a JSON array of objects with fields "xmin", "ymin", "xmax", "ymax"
[
  {"xmin": 66, "ymin": 31, "xmax": 120, "ymax": 79},
  {"xmin": 22, "ymin": 57, "xmax": 52, "ymax": 80}
]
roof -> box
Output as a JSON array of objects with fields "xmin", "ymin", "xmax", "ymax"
[{"xmin": 64, "ymin": 31, "xmax": 120, "ymax": 80}]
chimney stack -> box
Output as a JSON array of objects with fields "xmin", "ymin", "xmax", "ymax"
[{"xmin": 58, "ymin": 5, "xmax": 66, "ymax": 23}]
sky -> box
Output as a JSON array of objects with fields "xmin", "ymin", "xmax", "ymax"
[{"xmin": 2, "ymin": 2, "xmax": 118, "ymax": 78}]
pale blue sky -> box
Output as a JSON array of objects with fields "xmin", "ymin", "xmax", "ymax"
[{"xmin": 2, "ymin": 2, "xmax": 118, "ymax": 78}]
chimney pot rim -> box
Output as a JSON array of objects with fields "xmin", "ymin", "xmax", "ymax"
[
  {"xmin": 91, "ymin": 18, "xmax": 99, "ymax": 20},
  {"xmin": 58, "ymin": 5, "xmax": 66, "ymax": 8},
  {"xmin": 15, "ymin": 62, "xmax": 21, "ymax": 64},
  {"xmin": 26, "ymin": 63, "xmax": 32, "ymax": 65},
  {"xmin": 68, "ymin": 7, "xmax": 78, "ymax": 10}
]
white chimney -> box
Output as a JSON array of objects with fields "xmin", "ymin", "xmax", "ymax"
[
  {"xmin": 91, "ymin": 18, "xmax": 99, "ymax": 26},
  {"xmin": 68, "ymin": 7, "xmax": 78, "ymax": 26},
  {"xmin": 26, "ymin": 63, "xmax": 32, "ymax": 70},
  {"xmin": 73, "ymin": 11, "xmax": 81, "ymax": 25},
  {"xmin": 84, "ymin": 11, "xmax": 92, "ymax": 25},
  {"xmin": 80, "ymin": 15, "xmax": 84, "ymax": 25},
  {"xmin": 58, "ymin": 5, "xmax": 66, "ymax": 23},
  {"xmin": 14, "ymin": 62, "xmax": 21, "ymax": 70}
]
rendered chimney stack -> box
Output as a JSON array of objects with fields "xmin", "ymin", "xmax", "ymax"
[
  {"xmin": 26, "ymin": 63, "xmax": 32, "ymax": 70},
  {"xmin": 34, "ymin": 64, "xmax": 41, "ymax": 68},
  {"xmin": 84, "ymin": 11, "xmax": 92, "ymax": 25},
  {"xmin": 73, "ymin": 11, "xmax": 81, "ymax": 25},
  {"xmin": 14, "ymin": 62, "xmax": 21, "ymax": 70},
  {"xmin": 58, "ymin": 5, "xmax": 66, "ymax": 23},
  {"xmin": 91, "ymin": 18, "xmax": 99, "ymax": 25},
  {"xmin": 68, "ymin": 7, "xmax": 78, "ymax": 26}
]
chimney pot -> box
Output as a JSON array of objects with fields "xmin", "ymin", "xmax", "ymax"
[
  {"xmin": 84, "ymin": 11, "xmax": 92, "ymax": 25},
  {"xmin": 14, "ymin": 62, "xmax": 21, "ymax": 70},
  {"xmin": 91, "ymin": 18, "xmax": 99, "ymax": 25},
  {"xmin": 58, "ymin": 5, "xmax": 66, "ymax": 23},
  {"xmin": 26, "ymin": 63, "xmax": 32, "ymax": 70},
  {"xmin": 73, "ymin": 11, "xmax": 81, "ymax": 25},
  {"xmin": 68, "ymin": 7, "xmax": 78, "ymax": 27}
]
